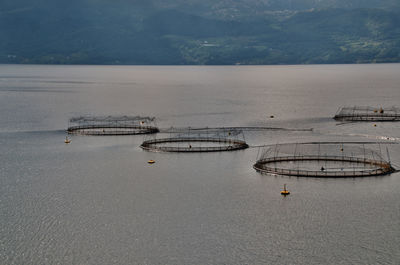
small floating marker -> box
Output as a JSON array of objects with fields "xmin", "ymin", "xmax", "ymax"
[
  {"xmin": 281, "ymin": 184, "xmax": 290, "ymax": 196},
  {"xmin": 148, "ymin": 160, "xmax": 155, "ymax": 164},
  {"xmin": 64, "ymin": 136, "xmax": 71, "ymax": 144}
]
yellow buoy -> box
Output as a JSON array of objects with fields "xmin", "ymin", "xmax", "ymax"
[
  {"xmin": 281, "ymin": 184, "xmax": 290, "ymax": 196},
  {"xmin": 64, "ymin": 136, "xmax": 71, "ymax": 144},
  {"xmin": 148, "ymin": 160, "xmax": 155, "ymax": 164}
]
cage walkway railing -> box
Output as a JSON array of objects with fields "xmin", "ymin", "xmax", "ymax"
[
  {"xmin": 253, "ymin": 155, "xmax": 394, "ymax": 177},
  {"xmin": 334, "ymin": 113, "xmax": 400, "ymax": 121},
  {"xmin": 67, "ymin": 124, "xmax": 159, "ymax": 135},
  {"xmin": 141, "ymin": 137, "xmax": 249, "ymax": 152}
]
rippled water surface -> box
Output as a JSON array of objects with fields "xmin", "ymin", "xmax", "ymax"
[{"xmin": 1, "ymin": 64, "xmax": 400, "ymax": 264}]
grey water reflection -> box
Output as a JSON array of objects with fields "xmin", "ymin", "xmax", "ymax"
[{"xmin": 0, "ymin": 64, "xmax": 399, "ymax": 264}]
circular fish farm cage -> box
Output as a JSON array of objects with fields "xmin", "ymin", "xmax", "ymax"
[
  {"xmin": 67, "ymin": 116, "xmax": 159, "ymax": 135},
  {"xmin": 253, "ymin": 143, "xmax": 395, "ymax": 177},
  {"xmin": 141, "ymin": 128, "xmax": 249, "ymax": 152},
  {"xmin": 334, "ymin": 106, "xmax": 400, "ymax": 122}
]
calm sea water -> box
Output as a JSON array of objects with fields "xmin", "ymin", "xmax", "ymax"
[{"xmin": 0, "ymin": 64, "xmax": 399, "ymax": 264}]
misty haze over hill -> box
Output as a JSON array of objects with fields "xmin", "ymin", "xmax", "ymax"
[{"xmin": 1, "ymin": 0, "xmax": 400, "ymax": 64}]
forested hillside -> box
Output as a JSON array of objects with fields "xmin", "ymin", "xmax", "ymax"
[{"xmin": 1, "ymin": 0, "xmax": 399, "ymax": 64}]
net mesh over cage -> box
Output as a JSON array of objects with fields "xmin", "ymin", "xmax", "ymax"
[
  {"xmin": 253, "ymin": 143, "xmax": 395, "ymax": 177},
  {"xmin": 67, "ymin": 116, "xmax": 159, "ymax": 135},
  {"xmin": 141, "ymin": 127, "xmax": 249, "ymax": 152},
  {"xmin": 334, "ymin": 106, "xmax": 400, "ymax": 121}
]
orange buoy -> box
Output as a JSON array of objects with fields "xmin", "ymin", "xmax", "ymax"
[{"xmin": 281, "ymin": 184, "xmax": 290, "ymax": 196}]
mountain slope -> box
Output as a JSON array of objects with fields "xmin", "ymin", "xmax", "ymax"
[{"xmin": 0, "ymin": 0, "xmax": 399, "ymax": 64}]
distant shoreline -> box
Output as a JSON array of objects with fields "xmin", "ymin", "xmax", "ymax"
[{"xmin": 1, "ymin": 62, "xmax": 400, "ymax": 67}]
